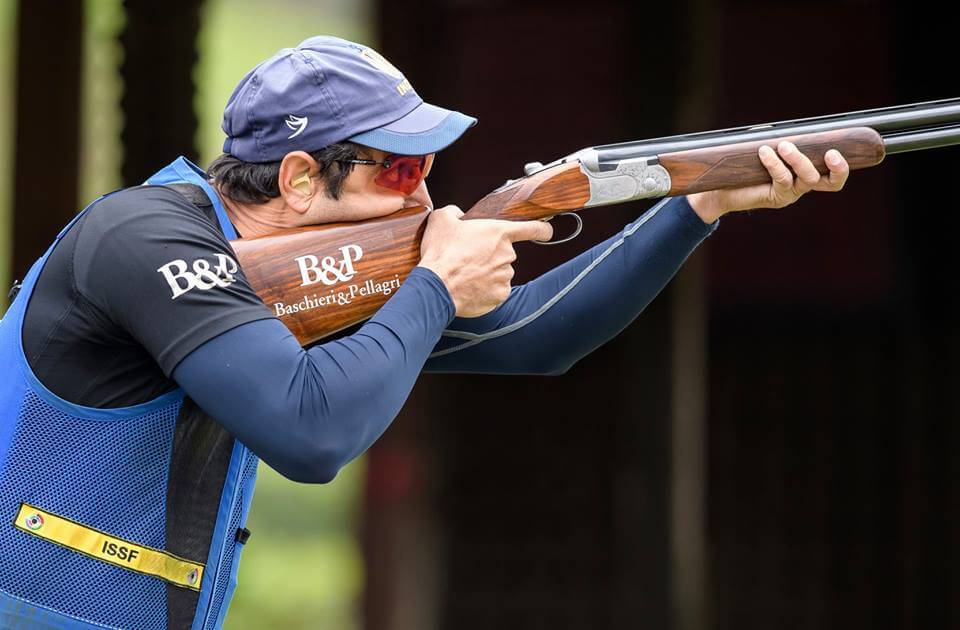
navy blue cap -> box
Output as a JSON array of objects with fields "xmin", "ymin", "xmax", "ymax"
[{"xmin": 222, "ymin": 36, "xmax": 477, "ymax": 162}]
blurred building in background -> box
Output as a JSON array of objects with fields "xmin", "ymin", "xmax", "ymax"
[{"xmin": 0, "ymin": 0, "xmax": 956, "ymax": 629}]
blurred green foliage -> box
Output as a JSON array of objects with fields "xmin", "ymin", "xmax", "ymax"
[{"xmin": 79, "ymin": 0, "xmax": 125, "ymax": 207}]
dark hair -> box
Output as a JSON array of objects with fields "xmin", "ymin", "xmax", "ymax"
[{"xmin": 207, "ymin": 141, "xmax": 362, "ymax": 203}]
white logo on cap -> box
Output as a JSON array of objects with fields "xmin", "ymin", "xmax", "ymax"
[
  {"xmin": 286, "ymin": 114, "xmax": 308, "ymax": 139},
  {"xmin": 358, "ymin": 47, "xmax": 414, "ymax": 95},
  {"xmin": 359, "ymin": 48, "xmax": 403, "ymax": 79}
]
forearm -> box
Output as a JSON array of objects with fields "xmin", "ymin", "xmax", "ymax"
[
  {"xmin": 425, "ymin": 196, "xmax": 716, "ymax": 374},
  {"xmin": 172, "ymin": 267, "xmax": 455, "ymax": 483}
]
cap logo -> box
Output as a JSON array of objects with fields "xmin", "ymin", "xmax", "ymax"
[
  {"xmin": 286, "ymin": 114, "xmax": 309, "ymax": 139},
  {"xmin": 359, "ymin": 48, "xmax": 402, "ymax": 78},
  {"xmin": 359, "ymin": 47, "xmax": 414, "ymax": 96}
]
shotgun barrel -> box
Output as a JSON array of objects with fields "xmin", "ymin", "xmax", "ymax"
[{"xmin": 590, "ymin": 96, "xmax": 960, "ymax": 163}]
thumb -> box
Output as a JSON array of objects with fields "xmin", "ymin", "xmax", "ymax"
[{"xmin": 502, "ymin": 219, "xmax": 554, "ymax": 244}]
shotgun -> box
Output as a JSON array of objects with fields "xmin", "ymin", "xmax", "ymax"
[{"xmin": 231, "ymin": 97, "xmax": 960, "ymax": 346}]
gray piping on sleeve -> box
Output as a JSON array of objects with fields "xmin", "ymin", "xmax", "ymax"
[{"xmin": 427, "ymin": 197, "xmax": 671, "ymax": 359}]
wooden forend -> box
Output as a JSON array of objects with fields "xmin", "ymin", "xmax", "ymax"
[{"xmin": 660, "ymin": 127, "xmax": 886, "ymax": 196}]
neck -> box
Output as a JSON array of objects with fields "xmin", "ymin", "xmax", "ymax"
[{"xmin": 213, "ymin": 184, "xmax": 291, "ymax": 239}]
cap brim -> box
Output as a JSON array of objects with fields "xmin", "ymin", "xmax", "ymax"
[{"xmin": 348, "ymin": 101, "xmax": 477, "ymax": 155}]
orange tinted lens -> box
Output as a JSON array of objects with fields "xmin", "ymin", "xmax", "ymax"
[{"xmin": 374, "ymin": 155, "xmax": 427, "ymax": 195}]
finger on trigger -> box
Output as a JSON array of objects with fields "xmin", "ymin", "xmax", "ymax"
[
  {"xmin": 505, "ymin": 218, "xmax": 554, "ymax": 243},
  {"xmin": 759, "ymin": 145, "xmax": 793, "ymax": 189}
]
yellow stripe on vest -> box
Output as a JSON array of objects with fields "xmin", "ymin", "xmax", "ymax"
[{"xmin": 13, "ymin": 503, "xmax": 204, "ymax": 591}]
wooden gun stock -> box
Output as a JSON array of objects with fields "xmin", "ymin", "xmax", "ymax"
[
  {"xmin": 231, "ymin": 96, "xmax": 960, "ymax": 346},
  {"xmin": 463, "ymin": 162, "xmax": 590, "ymax": 220},
  {"xmin": 231, "ymin": 207, "xmax": 429, "ymax": 345}
]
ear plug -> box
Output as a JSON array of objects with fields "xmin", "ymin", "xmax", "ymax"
[{"xmin": 292, "ymin": 172, "xmax": 311, "ymax": 194}]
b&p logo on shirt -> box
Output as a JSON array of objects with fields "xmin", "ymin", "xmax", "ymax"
[{"xmin": 157, "ymin": 254, "xmax": 239, "ymax": 300}]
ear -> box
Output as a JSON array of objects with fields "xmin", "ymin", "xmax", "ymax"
[{"xmin": 278, "ymin": 151, "xmax": 321, "ymax": 214}]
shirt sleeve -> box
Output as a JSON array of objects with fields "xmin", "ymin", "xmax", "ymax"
[
  {"xmin": 171, "ymin": 267, "xmax": 455, "ymax": 483},
  {"xmin": 73, "ymin": 186, "xmax": 276, "ymax": 376},
  {"xmin": 424, "ymin": 195, "xmax": 717, "ymax": 375}
]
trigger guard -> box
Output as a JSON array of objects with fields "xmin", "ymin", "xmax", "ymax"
[{"xmin": 531, "ymin": 212, "xmax": 583, "ymax": 246}]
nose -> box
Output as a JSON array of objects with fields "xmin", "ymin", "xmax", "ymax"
[{"xmin": 404, "ymin": 179, "xmax": 433, "ymax": 210}]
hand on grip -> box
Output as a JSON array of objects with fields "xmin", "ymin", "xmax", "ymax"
[{"xmin": 417, "ymin": 205, "xmax": 554, "ymax": 317}]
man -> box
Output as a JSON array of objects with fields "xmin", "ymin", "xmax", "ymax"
[{"xmin": 0, "ymin": 35, "xmax": 849, "ymax": 629}]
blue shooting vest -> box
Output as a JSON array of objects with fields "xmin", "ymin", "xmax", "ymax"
[{"xmin": 0, "ymin": 158, "xmax": 258, "ymax": 629}]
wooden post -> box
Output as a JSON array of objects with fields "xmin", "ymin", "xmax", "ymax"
[
  {"xmin": 120, "ymin": 0, "xmax": 202, "ymax": 186},
  {"xmin": 11, "ymin": 0, "xmax": 83, "ymax": 281}
]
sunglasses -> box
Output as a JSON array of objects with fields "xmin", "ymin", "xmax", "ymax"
[{"xmin": 337, "ymin": 153, "xmax": 434, "ymax": 195}]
